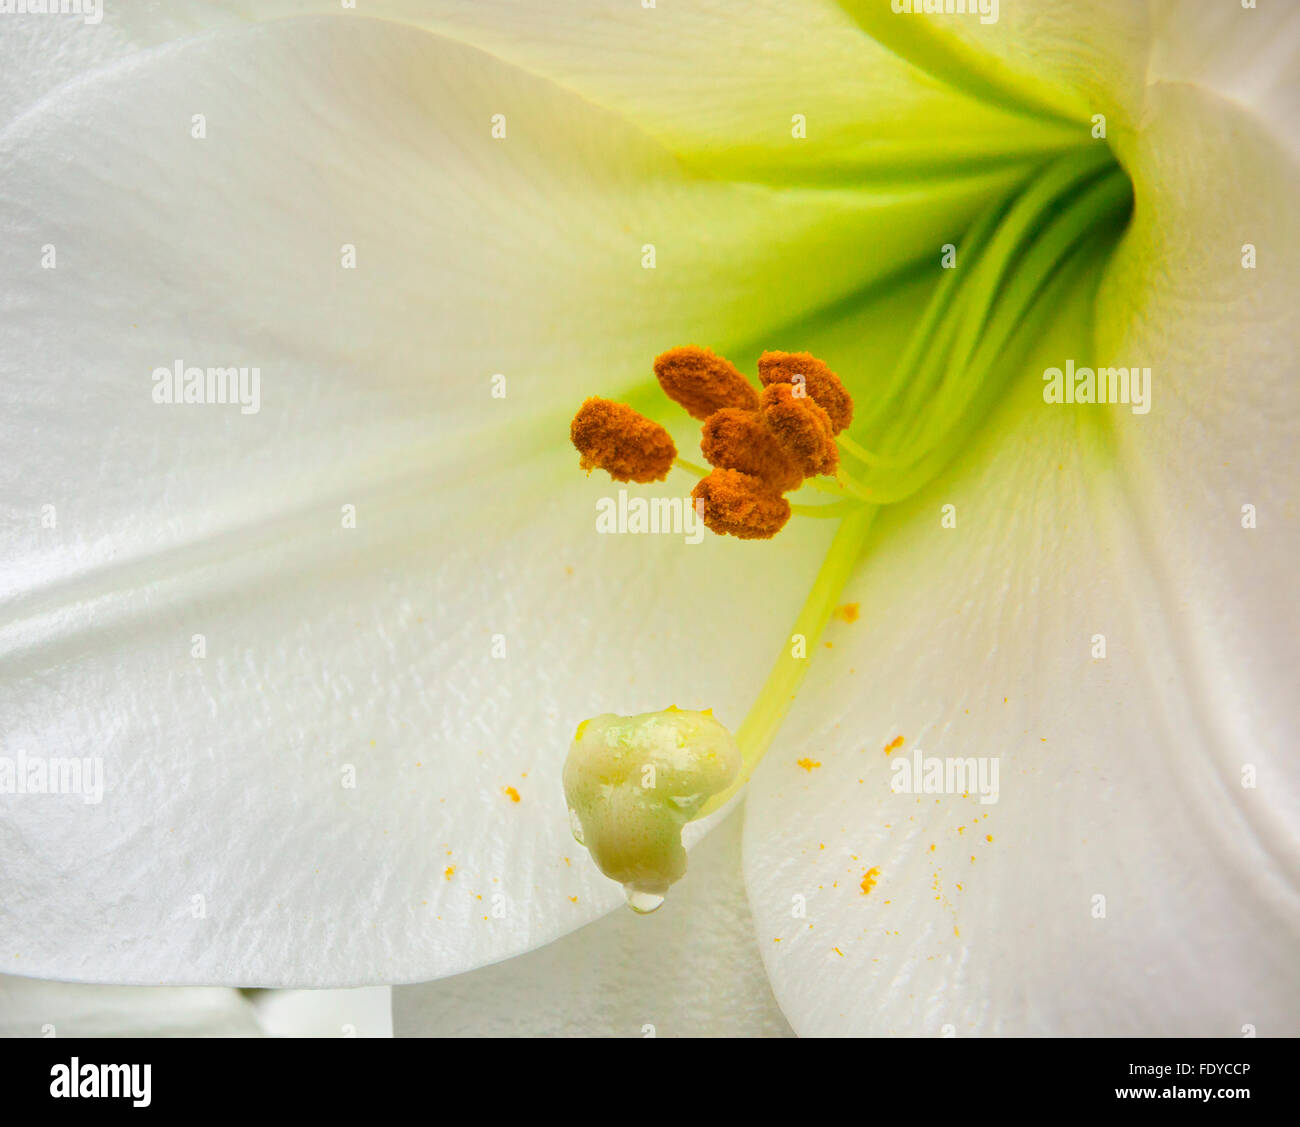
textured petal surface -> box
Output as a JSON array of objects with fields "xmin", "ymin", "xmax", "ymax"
[
  {"xmin": 742, "ymin": 82, "xmax": 1300, "ymax": 1035},
  {"xmin": 0, "ymin": 974, "xmax": 263, "ymax": 1037},
  {"xmin": 393, "ymin": 810, "xmax": 791, "ymax": 1036},
  {"xmin": 0, "ymin": 11, "xmax": 135, "ymax": 128}
]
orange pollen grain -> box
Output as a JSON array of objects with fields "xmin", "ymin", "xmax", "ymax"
[
  {"xmin": 796, "ymin": 758, "xmax": 821, "ymax": 771},
  {"xmin": 860, "ymin": 867, "xmax": 881, "ymax": 895},
  {"xmin": 834, "ymin": 602, "xmax": 860, "ymax": 623},
  {"xmin": 884, "ymin": 735, "xmax": 904, "ymax": 754},
  {"xmin": 570, "ymin": 397, "xmax": 676, "ymax": 483},
  {"xmin": 444, "ymin": 866, "xmax": 455, "ymax": 880},
  {"xmin": 653, "ymin": 345, "xmax": 761, "ymax": 420},
  {"xmin": 503, "ymin": 786, "xmax": 521, "ymax": 803},
  {"xmin": 757, "ymin": 350, "xmax": 854, "ymax": 433},
  {"xmin": 691, "ymin": 468, "xmax": 791, "ymax": 540},
  {"xmin": 760, "ymin": 383, "xmax": 839, "ymax": 477}
]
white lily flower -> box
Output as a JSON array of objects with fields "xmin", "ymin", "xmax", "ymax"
[{"xmin": 0, "ymin": 1, "xmax": 1295, "ymax": 1037}]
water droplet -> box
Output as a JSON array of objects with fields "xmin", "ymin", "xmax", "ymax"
[
  {"xmin": 568, "ymin": 807, "xmax": 585, "ymax": 845},
  {"xmin": 624, "ymin": 885, "xmax": 666, "ymax": 914}
]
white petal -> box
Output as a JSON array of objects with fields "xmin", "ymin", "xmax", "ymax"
[
  {"xmin": 1094, "ymin": 78, "xmax": 1300, "ymax": 838},
  {"xmin": 379, "ymin": 0, "xmax": 1085, "ymax": 179},
  {"xmin": 0, "ymin": 974, "xmax": 263, "ymax": 1037},
  {"xmin": 837, "ymin": 0, "xmax": 1149, "ymax": 135},
  {"xmin": 81, "ymin": 0, "xmax": 1079, "ymax": 180},
  {"xmin": 1147, "ymin": 0, "xmax": 1300, "ymax": 158},
  {"xmin": 0, "ymin": 11, "xmax": 135, "ymax": 128},
  {"xmin": 249, "ymin": 987, "xmax": 392, "ymax": 1038},
  {"xmin": 742, "ymin": 81, "xmax": 1300, "ymax": 1034},
  {"xmin": 4, "ymin": 12, "xmax": 1019, "ymax": 985},
  {"xmin": 393, "ymin": 810, "xmax": 790, "ymax": 1037}
]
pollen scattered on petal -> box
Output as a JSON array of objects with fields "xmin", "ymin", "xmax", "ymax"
[
  {"xmin": 758, "ymin": 350, "xmax": 854, "ymax": 434},
  {"xmin": 691, "ymin": 468, "xmax": 791, "ymax": 540},
  {"xmin": 884, "ymin": 734, "xmax": 904, "ymax": 755},
  {"xmin": 860, "ymin": 867, "xmax": 880, "ymax": 895},
  {"xmin": 503, "ymin": 786, "xmax": 521, "ymax": 803},
  {"xmin": 834, "ymin": 602, "xmax": 860, "ymax": 623},
  {"xmin": 570, "ymin": 397, "xmax": 676, "ymax": 483},
  {"xmin": 796, "ymin": 757, "xmax": 821, "ymax": 771},
  {"xmin": 699, "ymin": 407, "xmax": 803, "ymax": 493},
  {"xmin": 654, "ymin": 345, "xmax": 760, "ymax": 420},
  {"xmin": 760, "ymin": 383, "xmax": 839, "ymax": 477}
]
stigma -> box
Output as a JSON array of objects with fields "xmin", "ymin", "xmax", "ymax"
[{"xmin": 563, "ymin": 707, "xmax": 741, "ymax": 912}]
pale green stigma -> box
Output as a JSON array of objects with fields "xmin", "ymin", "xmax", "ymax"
[{"xmin": 563, "ymin": 707, "xmax": 741, "ymax": 913}]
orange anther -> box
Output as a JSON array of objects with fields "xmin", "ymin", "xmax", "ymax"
[
  {"xmin": 757, "ymin": 351, "xmax": 854, "ymax": 434},
  {"xmin": 699, "ymin": 407, "xmax": 803, "ymax": 494},
  {"xmin": 570, "ymin": 397, "xmax": 676, "ymax": 483},
  {"xmin": 760, "ymin": 383, "xmax": 839, "ymax": 477},
  {"xmin": 654, "ymin": 346, "xmax": 761, "ymax": 420},
  {"xmin": 690, "ymin": 468, "xmax": 791, "ymax": 540}
]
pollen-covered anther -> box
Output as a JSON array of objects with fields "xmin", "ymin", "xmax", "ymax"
[
  {"xmin": 699, "ymin": 407, "xmax": 804, "ymax": 494},
  {"xmin": 757, "ymin": 350, "xmax": 854, "ymax": 434},
  {"xmin": 653, "ymin": 345, "xmax": 761, "ymax": 421},
  {"xmin": 691, "ymin": 468, "xmax": 791, "ymax": 540},
  {"xmin": 760, "ymin": 383, "xmax": 839, "ymax": 477},
  {"xmin": 570, "ymin": 396, "xmax": 677, "ymax": 483}
]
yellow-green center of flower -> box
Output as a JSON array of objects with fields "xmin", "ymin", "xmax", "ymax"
[{"xmin": 564, "ymin": 142, "xmax": 1133, "ymax": 910}]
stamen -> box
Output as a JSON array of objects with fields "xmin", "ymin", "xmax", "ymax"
[
  {"xmin": 757, "ymin": 351, "xmax": 854, "ymax": 434},
  {"xmin": 569, "ymin": 346, "xmax": 867, "ymax": 540},
  {"xmin": 653, "ymin": 345, "xmax": 761, "ymax": 420},
  {"xmin": 691, "ymin": 468, "xmax": 791, "ymax": 540},
  {"xmin": 760, "ymin": 383, "xmax": 839, "ymax": 477},
  {"xmin": 699, "ymin": 407, "xmax": 804, "ymax": 493},
  {"xmin": 672, "ymin": 457, "xmax": 709, "ymax": 479},
  {"xmin": 570, "ymin": 396, "xmax": 676, "ymax": 483}
]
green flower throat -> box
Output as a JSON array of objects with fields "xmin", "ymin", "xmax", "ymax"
[{"xmin": 566, "ymin": 140, "xmax": 1133, "ymax": 910}]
